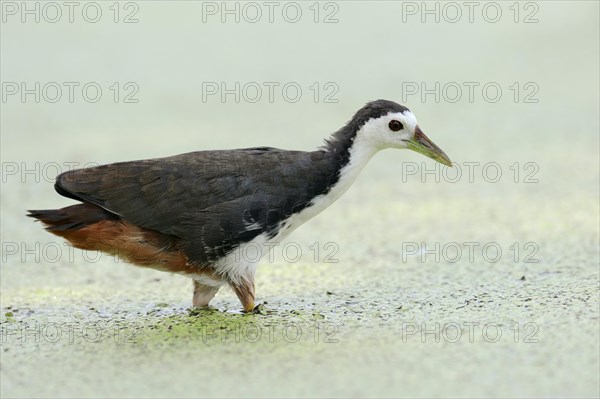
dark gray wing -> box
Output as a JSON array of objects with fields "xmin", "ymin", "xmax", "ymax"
[{"xmin": 56, "ymin": 148, "xmax": 337, "ymax": 264}]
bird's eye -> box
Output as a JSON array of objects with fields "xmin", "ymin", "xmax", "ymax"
[{"xmin": 388, "ymin": 120, "xmax": 403, "ymax": 132}]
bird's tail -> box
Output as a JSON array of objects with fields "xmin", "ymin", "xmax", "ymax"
[
  {"xmin": 27, "ymin": 203, "xmax": 191, "ymax": 272},
  {"xmin": 27, "ymin": 203, "xmax": 125, "ymax": 252},
  {"xmin": 27, "ymin": 203, "xmax": 118, "ymax": 233}
]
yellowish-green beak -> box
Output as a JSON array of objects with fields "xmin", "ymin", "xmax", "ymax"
[{"xmin": 406, "ymin": 126, "xmax": 452, "ymax": 167}]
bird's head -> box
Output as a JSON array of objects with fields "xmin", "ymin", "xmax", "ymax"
[{"xmin": 349, "ymin": 100, "xmax": 452, "ymax": 167}]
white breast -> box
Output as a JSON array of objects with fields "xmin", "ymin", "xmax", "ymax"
[
  {"xmin": 277, "ymin": 141, "xmax": 378, "ymax": 240},
  {"xmin": 214, "ymin": 136, "xmax": 379, "ymax": 285}
]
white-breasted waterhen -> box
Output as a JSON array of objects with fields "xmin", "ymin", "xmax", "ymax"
[{"xmin": 28, "ymin": 100, "xmax": 452, "ymax": 312}]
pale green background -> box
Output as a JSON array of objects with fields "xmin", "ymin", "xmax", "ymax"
[{"xmin": 1, "ymin": 1, "xmax": 599, "ymax": 398}]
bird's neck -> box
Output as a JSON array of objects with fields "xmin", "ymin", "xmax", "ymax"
[
  {"xmin": 335, "ymin": 136, "xmax": 379, "ymax": 189},
  {"xmin": 271, "ymin": 133, "xmax": 379, "ymax": 241},
  {"xmin": 323, "ymin": 133, "xmax": 380, "ymax": 198}
]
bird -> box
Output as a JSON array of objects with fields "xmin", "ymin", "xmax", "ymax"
[{"xmin": 28, "ymin": 100, "xmax": 452, "ymax": 313}]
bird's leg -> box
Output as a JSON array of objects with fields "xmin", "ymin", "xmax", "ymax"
[
  {"xmin": 192, "ymin": 280, "xmax": 220, "ymax": 308},
  {"xmin": 230, "ymin": 278, "xmax": 256, "ymax": 313}
]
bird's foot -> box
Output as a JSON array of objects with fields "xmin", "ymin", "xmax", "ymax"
[
  {"xmin": 225, "ymin": 303, "xmax": 265, "ymax": 315},
  {"xmin": 188, "ymin": 306, "xmax": 218, "ymax": 316},
  {"xmin": 250, "ymin": 303, "xmax": 265, "ymax": 314}
]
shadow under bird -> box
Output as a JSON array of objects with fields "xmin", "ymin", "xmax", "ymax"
[{"xmin": 28, "ymin": 100, "xmax": 452, "ymax": 312}]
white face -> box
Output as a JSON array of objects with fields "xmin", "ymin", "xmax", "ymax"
[{"xmin": 355, "ymin": 110, "xmax": 418, "ymax": 150}]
